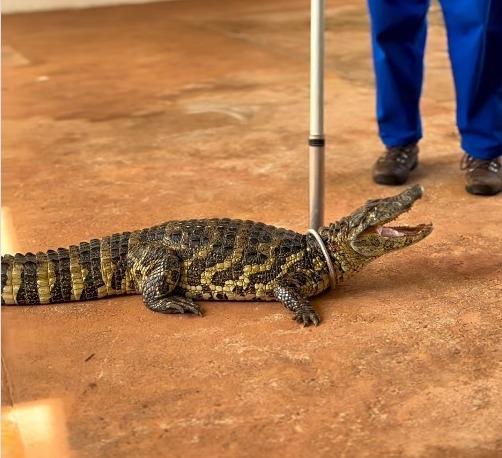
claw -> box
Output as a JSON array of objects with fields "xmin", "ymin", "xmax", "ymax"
[
  {"xmin": 293, "ymin": 309, "xmax": 321, "ymax": 327},
  {"xmin": 149, "ymin": 296, "xmax": 204, "ymax": 316},
  {"xmin": 189, "ymin": 305, "xmax": 204, "ymax": 316}
]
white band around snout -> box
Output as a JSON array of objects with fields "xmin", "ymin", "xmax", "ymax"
[{"xmin": 307, "ymin": 229, "xmax": 336, "ymax": 289}]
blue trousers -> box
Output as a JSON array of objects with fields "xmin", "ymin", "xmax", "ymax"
[{"xmin": 367, "ymin": 0, "xmax": 502, "ymax": 160}]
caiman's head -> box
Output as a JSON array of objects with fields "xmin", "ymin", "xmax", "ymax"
[{"xmin": 319, "ymin": 185, "xmax": 433, "ymax": 274}]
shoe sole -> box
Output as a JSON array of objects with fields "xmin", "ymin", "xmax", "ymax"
[
  {"xmin": 465, "ymin": 185, "xmax": 501, "ymax": 196},
  {"xmin": 373, "ymin": 160, "xmax": 418, "ymax": 186}
]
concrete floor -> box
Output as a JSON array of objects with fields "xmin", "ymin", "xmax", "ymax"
[{"xmin": 2, "ymin": 0, "xmax": 501, "ymax": 456}]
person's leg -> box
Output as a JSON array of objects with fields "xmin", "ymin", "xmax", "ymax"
[
  {"xmin": 439, "ymin": 0, "xmax": 502, "ymax": 161},
  {"xmin": 367, "ymin": 0, "xmax": 430, "ymax": 148},
  {"xmin": 439, "ymin": 0, "xmax": 502, "ymax": 195}
]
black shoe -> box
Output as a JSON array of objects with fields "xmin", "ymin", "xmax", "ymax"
[
  {"xmin": 461, "ymin": 154, "xmax": 502, "ymax": 196},
  {"xmin": 373, "ymin": 143, "xmax": 419, "ymax": 186}
]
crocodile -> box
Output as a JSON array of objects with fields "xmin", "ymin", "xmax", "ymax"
[{"xmin": 1, "ymin": 185, "xmax": 432, "ymax": 326}]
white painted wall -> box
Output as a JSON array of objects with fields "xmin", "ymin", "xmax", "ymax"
[{"xmin": 3, "ymin": 0, "xmax": 179, "ymax": 14}]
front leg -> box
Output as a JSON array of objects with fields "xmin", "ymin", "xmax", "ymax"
[{"xmin": 273, "ymin": 272, "xmax": 320, "ymax": 327}]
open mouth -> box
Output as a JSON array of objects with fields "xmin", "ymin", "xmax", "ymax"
[
  {"xmin": 370, "ymin": 223, "xmax": 432, "ymax": 238},
  {"xmin": 349, "ymin": 185, "xmax": 433, "ymax": 256}
]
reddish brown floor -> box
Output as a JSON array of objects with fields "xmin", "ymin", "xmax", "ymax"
[{"xmin": 2, "ymin": 1, "xmax": 501, "ymax": 457}]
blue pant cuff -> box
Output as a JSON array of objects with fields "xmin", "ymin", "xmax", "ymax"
[{"xmin": 463, "ymin": 147, "xmax": 502, "ymax": 161}]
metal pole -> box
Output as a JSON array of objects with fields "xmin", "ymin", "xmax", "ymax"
[{"xmin": 309, "ymin": 0, "xmax": 325, "ymax": 230}]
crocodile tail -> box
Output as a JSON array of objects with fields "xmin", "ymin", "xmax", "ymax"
[{"xmin": 1, "ymin": 232, "xmax": 134, "ymax": 305}]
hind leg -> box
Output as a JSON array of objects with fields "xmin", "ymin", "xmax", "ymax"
[{"xmin": 128, "ymin": 242, "xmax": 203, "ymax": 316}]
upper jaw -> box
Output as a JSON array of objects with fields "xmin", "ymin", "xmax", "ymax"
[
  {"xmin": 351, "ymin": 184, "xmax": 433, "ymax": 247},
  {"xmin": 356, "ymin": 184, "xmax": 425, "ymax": 234}
]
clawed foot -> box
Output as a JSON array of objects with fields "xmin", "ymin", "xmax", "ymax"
[
  {"xmin": 148, "ymin": 296, "xmax": 204, "ymax": 316},
  {"xmin": 292, "ymin": 307, "xmax": 320, "ymax": 327}
]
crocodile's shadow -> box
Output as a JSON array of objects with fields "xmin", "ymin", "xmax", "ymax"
[{"xmin": 326, "ymin": 252, "xmax": 501, "ymax": 300}]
